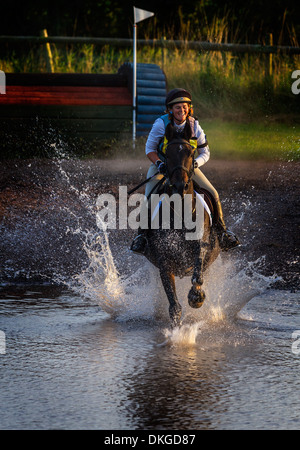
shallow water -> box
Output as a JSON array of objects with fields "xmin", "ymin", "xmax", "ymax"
[
  {"xmin": 0, "ymin": 156, "xmax": 299, "ymax": 429},
  {"xmin": 0, "ymin": 276, "xmax": 299, "ymax": 430}
]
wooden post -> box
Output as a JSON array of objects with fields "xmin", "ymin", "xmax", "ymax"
[
  {"xmin": 265, "ymin": 33, "xmax": 273, "ymax": 80},
  {"xmin": 41, "ymin": 29, "xmax": 54, "ymax": 73},
  {"xmin": 161, "ymin": 36, "xmax": 166, "ymax": 69},
  {"xmin": 269, "ymin": 33, "xmax": 273, "ymax": 77}
]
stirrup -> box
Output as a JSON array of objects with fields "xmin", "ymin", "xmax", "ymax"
[{"xmin": 130, "ymin": 234, "xmax": 148, "ymax": 254}]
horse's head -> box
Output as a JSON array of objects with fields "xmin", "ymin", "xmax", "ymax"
[{"xmin": 164, "ymin": 122, "xmax": 196, "ymax": 196}]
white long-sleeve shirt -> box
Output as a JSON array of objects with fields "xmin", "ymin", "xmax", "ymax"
[{"xmin": 145, "ymin": 116, "xmax": 210, "ymax": 167}]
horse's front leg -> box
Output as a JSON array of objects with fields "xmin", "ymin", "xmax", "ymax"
[
  {"xmin": 188, "ymin": 246, "xmax": 206, "ymax": 309},
  {"xmin": 160, "ymin": 270, "xmax": 182, "ymax": 327}
]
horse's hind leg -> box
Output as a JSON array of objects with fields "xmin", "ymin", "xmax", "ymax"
[
  {"xmin": 188, "ymin": 248, "xmax": 206, "ymax": 309},
  {"xmin": 160, "ymin": 270, "xmax": 182, "ymax": 327}
]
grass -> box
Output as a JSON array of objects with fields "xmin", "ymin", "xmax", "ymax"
[
  {"xmin": 88, "ymin": 120, "xmax": 299, "ymax": 162},
  {"xmin": 201, "ymin": 120, "xmax": 300, "ymax": 161},
  {"xmin": 0, "ymin": 12, "xmax": 299, "ymax": 161},
  {"xmin": 6, "ymin": 48, "xmax": 300, "ymax": 109},
  {"xmin": 2, "ymin": 43, "xmax": 299, "ymax": 120}
]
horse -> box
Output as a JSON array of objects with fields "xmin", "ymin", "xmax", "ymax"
[{"xmin": 143, "ymin": 124, "xmax": 220, "ymax": 327}]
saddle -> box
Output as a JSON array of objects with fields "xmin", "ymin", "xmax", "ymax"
[{"xmin": 149, "ymin": 181, "xmax": 219, "ymax": 229}]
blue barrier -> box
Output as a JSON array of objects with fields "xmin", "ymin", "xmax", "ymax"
[
  {"xmin": 136, "ymin": 123, "xmax": 153, "ymax": 132},
  {"xmin": 137, "ymin": 104, "xmax": 166, "ymax": 114},
  {"xmin": 118, "ymin": 63, "xmax": 167, "ymax": 136},
  {"xmin": 137, "ymin": 114, "xmax": 160, "ymax": 124},
  {"xmin": 137, "ymin": 87, "xmax": 166, "ymax": 97},
  {"xmin": 137, "ymin": 95, "xmax": 165, "ymax": 105},
  {"xmin": 137, "ymin": 79, "xmax": 166, "ymax": 88},
  {"xmin": 136, "ymin": 72, "xmax": 166, "ymax": 82}
]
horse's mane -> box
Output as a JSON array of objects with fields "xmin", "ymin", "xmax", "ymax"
[{"xmin": 165, "ymin": 116, "xmax": 193, "ymax": 143}]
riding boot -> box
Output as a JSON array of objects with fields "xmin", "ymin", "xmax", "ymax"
[
  {"xmin": 130, "ymin": 228, "xmax": 148, "ymax": 254},
  {"xmin": 215, "ymin": 199, "xmax": 240, "ymax": 251}
]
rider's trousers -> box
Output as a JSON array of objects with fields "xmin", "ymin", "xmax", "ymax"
[
  {"xmin": 143, "ymin": 163, "xmax": 225, "ymax": 224},
  {"xmin": 145, "ymin": 163, "xmax": 219, "ymax": 202}
]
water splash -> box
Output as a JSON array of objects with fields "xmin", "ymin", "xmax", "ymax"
[
  {"xmin": 71, "ymin": 230, "xmax": 124, "ymax": 317},
  {"xmin": 68, "ymin": 223, "xmax": 163, "ymax": 322},
  {"xmin": 158, "ymin": 254, "xmax": 281, "ymax": 347},
  {"xmin": 67, "ymin": 211, "xmax": 281, "ymax": 350},
  {"xmin": 161, "ymin": 322, "xmax": 203, "ymax": 347},
  {"xmin": 16, "ymin": 148, "xmax": 281, "ymax": 337}
]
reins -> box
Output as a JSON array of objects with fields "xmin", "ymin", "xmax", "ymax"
[
  {"xmin": 128, "ymin": 138, "xmax": 195, "ymax": 196},
  {"xmin": 128, "ymin": 171, "xmax": 160, "ymax": 195}
]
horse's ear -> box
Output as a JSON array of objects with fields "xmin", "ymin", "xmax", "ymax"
[
  {"xmin": 183, "ymin": 119, "xmax": 192, "ymax": 141},
  {"xmin": 165, "ymin": 122, "xmax": 174, "ymax": 142}
]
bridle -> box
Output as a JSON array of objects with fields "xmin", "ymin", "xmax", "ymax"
[
  {"xmin": 129, "ymin": 138, "xmax": 197, "ymax": 200},
  {"xmin": 164, "ymin": 138, "xmax": 196, "ymax": 187}
]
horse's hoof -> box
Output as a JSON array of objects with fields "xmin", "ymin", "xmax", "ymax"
[{"xmin": 188, "ymin": 287, "xmax": 206, "ymax": 309}]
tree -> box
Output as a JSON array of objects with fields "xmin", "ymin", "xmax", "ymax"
[{"xmin": 0, "ymin": 0, "xmax": 298, "ymax": 45}]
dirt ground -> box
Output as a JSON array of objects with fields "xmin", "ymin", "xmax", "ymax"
[{"xmin": 0, "ymin": 157, "xmax": 299, "ymax": 291}]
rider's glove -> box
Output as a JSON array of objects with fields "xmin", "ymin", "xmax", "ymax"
[{"xmin": 155, "ymin": 159, "xmax": 167, "ymax": 175}]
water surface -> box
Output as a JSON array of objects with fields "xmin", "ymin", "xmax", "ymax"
[
  {"xmin": 0, "ymin": 280, "xmax": 299, "ymax": 430},
  {"xmin": 0, "ymin": 156, "xmax": 299, "ymax": 430}
]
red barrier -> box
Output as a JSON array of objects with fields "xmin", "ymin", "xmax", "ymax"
[{"xmin": 0, "ymin": 86, "xmax": 132, "ymax": 106}]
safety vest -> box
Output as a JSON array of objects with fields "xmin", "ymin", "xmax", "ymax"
[{"xmin": 158, "ymin": 114, "xmax": 198, "ymax": 155}]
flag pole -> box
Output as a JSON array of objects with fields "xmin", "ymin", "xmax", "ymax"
[
  {"xmin": 132, "ymin": 7, "xmax": 154, "ymax": 148},
  {"xmin": 133, "ymin": 22, "xmax": 137, "ymax": 148}
]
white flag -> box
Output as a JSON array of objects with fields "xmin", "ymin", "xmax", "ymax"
[{"xmin": 134, "ymin": 6, "xmax": 154, "ymax": 24}]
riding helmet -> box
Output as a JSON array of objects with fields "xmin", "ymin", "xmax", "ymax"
[{"xmin": 165, "ymin": 88, "xmax": 192, "ymax": 107}]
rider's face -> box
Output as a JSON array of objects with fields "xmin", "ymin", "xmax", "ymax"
[{"xmin": 170, "ymin": 102, "xmax": 190, "ymax": 124}]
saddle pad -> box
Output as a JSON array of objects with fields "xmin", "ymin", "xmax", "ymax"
[
  {"xmin": 193, "ymin": 185, "xmax": 218, "ymax": 224},
  {"xmin": 151, "ymin": 193, "xmax": 213, "ymax": 227},
  {"xmin": 194, "ymin": 191, "xmax": 213, "ymax": 226}
]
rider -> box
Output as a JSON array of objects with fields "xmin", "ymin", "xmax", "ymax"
[{"xmin": 131, "ymin": 88, "xmax": 240, "ymax": 253}]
